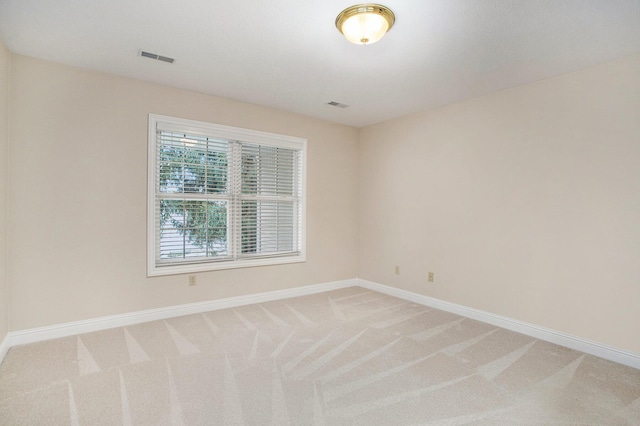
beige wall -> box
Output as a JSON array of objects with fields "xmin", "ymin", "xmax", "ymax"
[
  {"xmin": 359, "ymin": 53, "xmax": 640, "ymax": 354},
  {"xmin": 0, "ymin": 42, "xmax": 9, "ymax": 340},
  {"xmin": 8, "ymin": 55, "xmax": 359, "ymax": 330}
]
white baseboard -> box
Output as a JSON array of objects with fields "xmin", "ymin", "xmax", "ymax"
[
  {"xmin": 358, "ymin": 279, "xmax": 640, "ymax": 370},
  {"xmin": 5, "ymin": 279, "xmax": 357, "ymax": 352},
  {"xmin": 0, "ymin": 333, "xmax": 10, "ymax": 362},
  {"xmin": 2, "ymin": 277, "xmax": 639, "ymax": 371}
]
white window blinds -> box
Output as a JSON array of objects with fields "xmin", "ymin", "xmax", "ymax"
[
  {"xmin": 148, "ymin": 115, "xmax": 306, "ymax": 276},
  {"xmin": 239, "ymin": 143, "xmax": 301, "ymax": 257}
]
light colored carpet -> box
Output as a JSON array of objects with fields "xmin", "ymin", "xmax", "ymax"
[{"xmin": 0, "ymin": 287, "xmax": 639, "ymax": 425}]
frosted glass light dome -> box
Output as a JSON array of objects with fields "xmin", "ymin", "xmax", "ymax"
[{"xmin": 336, "ymin": 4, "xmax": 395, "ymax": 45}]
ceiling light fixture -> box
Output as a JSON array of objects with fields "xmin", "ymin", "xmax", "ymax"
[{"xmin": 335, "ymin": 4, "xmax": 395, "ymax": 45}]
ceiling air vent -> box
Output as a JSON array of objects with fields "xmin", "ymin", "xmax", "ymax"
[
  {"xmin": 139, "ymin": 50, "xmax": 175, "ymax": 64},
  {"xmin": 327, "ymin": 101, "xmax": 349, "ymax": 108}
]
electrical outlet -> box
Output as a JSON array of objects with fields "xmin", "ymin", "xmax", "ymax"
[
  {"xmin": 394, "ymin": 265, "xmax": 400, "ymax": 275},
  {"xmin": 428, "ymin": 272, "xmax": 434, "ymax": 283},
  {"xmin": 189, "ymin": 275, "xmax": 196, "ymax": 286}
]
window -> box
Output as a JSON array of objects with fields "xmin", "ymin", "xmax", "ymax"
[{"xmin": 148, "ymin": 114, "xmax": 306, "ymax": 276}]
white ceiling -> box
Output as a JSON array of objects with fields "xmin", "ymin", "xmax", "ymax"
[{"xmin": 1, "ymin": 0, "xmax": 640, "ymax": 127}]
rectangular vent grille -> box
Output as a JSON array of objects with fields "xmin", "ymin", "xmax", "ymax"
[
  {"xmin": 327, "ymin": 101, "xmax": 349, "ymax": 108},
  {"xmin": 139, "ymin": 50, "xmax": 175, "ymax": 64}
]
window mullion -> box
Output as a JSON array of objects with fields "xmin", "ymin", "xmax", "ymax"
[
  {"xmin": 205, "ymin": 137, "xmax": 209, "ymax": 258},
  {"xmin": 155, "ymin": 131, "xmax": 162, "ymax": 263},
  {"xmin": 182, "ymin": 201, "xmax": 187, "ymax": 260},
  {"xmin": 229, "ymin": 141, "xmax": 242, "ymax": 260},
  {"xmin": 294, "ymin": 150, "xmax": 301, "ymax": 253}
]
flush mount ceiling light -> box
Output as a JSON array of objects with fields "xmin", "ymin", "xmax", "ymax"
[{"xmin": 335, "ymin": 4, "xmax": 395, "ymax": 45}]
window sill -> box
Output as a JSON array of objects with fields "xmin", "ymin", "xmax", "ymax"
[{"xmin": 147, "ymin": 254, "xmax": 306, "ymax": 277}]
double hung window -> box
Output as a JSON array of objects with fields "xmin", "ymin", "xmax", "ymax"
[{"xmin": 148, "ymin": 114, "xmax": 306, "ymax": 276}]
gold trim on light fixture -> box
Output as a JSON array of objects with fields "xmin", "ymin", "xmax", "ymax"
[{"xmin": 335, "ymin": 4, "xmax": 395, "ymax": 45}]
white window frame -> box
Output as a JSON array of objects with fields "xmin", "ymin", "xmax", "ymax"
[{"xmin": 147, "ymin": 114, "xmax": 306, "ymax": 276}]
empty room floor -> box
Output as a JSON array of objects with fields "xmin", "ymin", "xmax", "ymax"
[{"xmin": 1, "ymin": 287, "xmax": 639, "ymax": 425}]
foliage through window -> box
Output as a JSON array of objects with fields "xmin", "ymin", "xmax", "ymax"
[{"xmin": 148, "ymin": 115, "xmax": 306, "ymax": 276}]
